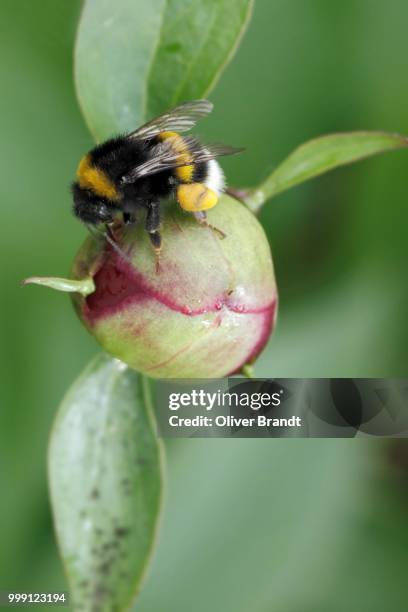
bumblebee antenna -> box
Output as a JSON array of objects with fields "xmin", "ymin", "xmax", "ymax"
[
  {"xmin": 85, "ymin": 224, "xmax": 133, "ymax": 266},
  {"xmin": 85, "ymin": 223, "xmax": 104, "ymax": 244},
  {"xmin": 104, "ymin": 225, "xmax": 133, "ymax": 265}
]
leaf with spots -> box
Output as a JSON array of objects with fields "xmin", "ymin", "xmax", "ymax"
[
  {"xmin": 48, "ymin": 355, "xmax": 163, "ymax": 611},
  {"xmin": 75, "ymin": 0, "xmax": 254, "ymax": 141}
]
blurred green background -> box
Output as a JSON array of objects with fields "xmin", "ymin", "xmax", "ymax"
[{"xmin": 1, "ymin": 0, "xmax": 408, "ymax": 610}]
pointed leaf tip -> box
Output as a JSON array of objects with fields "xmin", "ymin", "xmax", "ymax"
[{"xmin": 75, "ymin": 0, "xmax": 254, "ymax": 141}]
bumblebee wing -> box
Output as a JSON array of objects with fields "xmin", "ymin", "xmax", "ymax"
[
  {"xmin": 121, "ymin": 136, "xmax": 244, "ymax": 183},
  {"xmin": 122, "ymin": 139, "xmax": 185, "ymax": 181},
  {"xmin": 127, "ymin": 100, "xmax": 213, "ymax": 141},
  {"xmin": 183, "ymin": 138, "xmax": 245, "ymax": 164}
]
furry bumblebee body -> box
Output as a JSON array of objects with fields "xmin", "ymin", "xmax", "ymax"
[{"xmin": 71, "ymin": 100, "xmax": 241, "ymax": 255}]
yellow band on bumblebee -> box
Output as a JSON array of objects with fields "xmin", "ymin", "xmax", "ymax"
[
  {"xmin": 77, "ymin": 154, "xmax": 119, "ymax": 201},
  {"xmin": 177, "ymin": 183, "xmax": 218, "ymax": 212},
  {"xmin": 158, "ymin": 131, "xmax": 194, "ymax": 182}
]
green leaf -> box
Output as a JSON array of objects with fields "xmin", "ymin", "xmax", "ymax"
[
  {"xmin": 244, "ymin": 131, "xmax": 408, "ymax": 213},
  {"xmin": 48, "ymin": 355, "xmax": 163, "ymax": 611},
  {"xmin": 75, "ymin": 0, "xmax": 254, "ymax": 141},
  {"xmin": 145, "ymin": 0, "xmax": 254, "ymax": 119}
]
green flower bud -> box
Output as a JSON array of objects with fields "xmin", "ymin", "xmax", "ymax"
[{"xmin": 71, "ymin": 195, "xmax": 277, "ymax": 378}]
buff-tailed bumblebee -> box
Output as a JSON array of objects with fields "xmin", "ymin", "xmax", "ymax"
[{"xmin": 71, "ymin": 100, "xmax": 242, "ymax": 262}]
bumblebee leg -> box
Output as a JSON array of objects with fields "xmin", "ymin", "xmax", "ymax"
[
  {"xmin": 145, "ymin": 201, "xmax": 162, "ymax": 272},
  {"xmin": 123, "ymin": 212, "xmax": 136, "ymax": 225},
  {"xmin": 102, "ymin": 224, "xmax": 133, "ymax": 264},
  {"xmin": 105, "ymin": 223, "xmax": 121, "ymax": 242},
  {"xmin": 148, "ymin": 231, "xmax": 162, "ymax": 273},
  {"xmin": 193, "ymin": 211, "xmax": 226, "ymax": 239},
  {"xmin": 145, "ymin": 200, "xmax": 160, "ymax": 232},
  {"xmin": 106, "ymin": 216, "xmax": 125, "ymax": 241}
]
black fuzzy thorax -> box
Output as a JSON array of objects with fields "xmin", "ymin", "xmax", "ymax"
[
  {"xmin": 89, "ymin": 135, "xmax": 209, "ymax": 204},
  {"xmin": 89, "ymin": 136, "xmax": 174, "ymax": 206}
]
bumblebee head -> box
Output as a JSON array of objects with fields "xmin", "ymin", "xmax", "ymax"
[{"xmin": 71, "ymin": 182, "xmax": 114, "ymax": 225}]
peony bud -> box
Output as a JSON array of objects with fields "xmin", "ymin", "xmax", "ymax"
[{"xmin": 71, "ymin": 195, "xmax": 277, "ymax": 378}]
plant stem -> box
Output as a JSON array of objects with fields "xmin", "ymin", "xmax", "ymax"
[{"xmin": 242, "ymin": 188, "xmax": 269, "ymax": 215}]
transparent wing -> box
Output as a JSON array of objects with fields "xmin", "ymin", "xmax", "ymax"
[
  {"xmin": 121, "ymin": 136, "xmax": 244, "ymax": 183},
  {"xmin": 127, "ymin": 100, "xmax": 213, "ymax": 141},
  {"xmin": 187, "ymin": 140, "xmax": 245, "ymax": 164}
]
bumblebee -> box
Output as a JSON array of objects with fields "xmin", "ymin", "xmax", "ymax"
[{"xmin": 72, "ymin": 100, "xmax": 242, "ymax": 259}]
